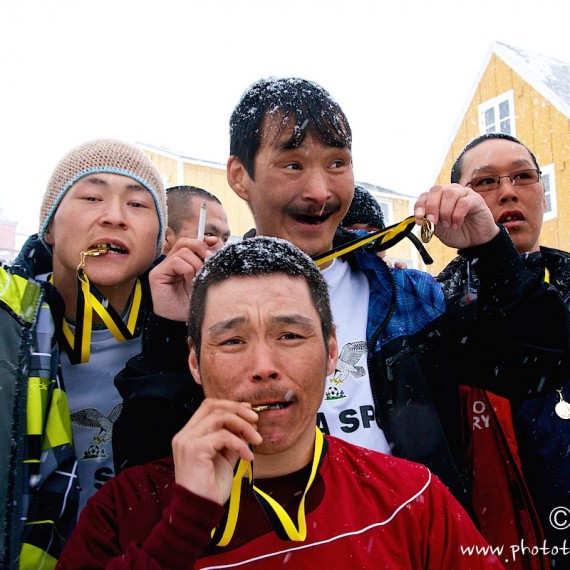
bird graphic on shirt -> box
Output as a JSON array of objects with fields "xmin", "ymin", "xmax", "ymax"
[
  {"xmin": 70, "ymin": 404, "xmax": 123, "ymax": 443},
  {"xmin": 330, "ymin": 341, "xmax": 367, "ymax": 383}
]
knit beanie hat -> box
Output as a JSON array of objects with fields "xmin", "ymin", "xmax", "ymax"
[
  {"xmin": 39, "ymin": 138, "xmax": 167, "ymax": 256},
  {"xmin": 341, "ymin": 185, "xmax": 385, "ymax": 230}
]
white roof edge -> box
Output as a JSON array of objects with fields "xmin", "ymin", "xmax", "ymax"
[
  {"xmin": 356, "ymin": 180, "xmax": 415, "ymax": 200},
  {"xmin": 136, "ymin": 141, "xmax": 226, "ymax": 169},
  {"xmin": 493, "ymin": 42, "xmax": 570, "ymax": 119}
]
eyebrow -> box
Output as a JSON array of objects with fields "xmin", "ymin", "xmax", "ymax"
[
  {"xmin": 83, "ymin": 175, "xmax": 146, "ymax": 191},
  {"xmin": 272, "ymin": 313, "xmax": 316, "ymax": 329},
  {"xmin": 206, "ymin": 312, "xmax": 317, "ymax": 338}
]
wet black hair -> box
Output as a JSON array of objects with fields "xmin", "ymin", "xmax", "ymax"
[
  {"xmin": 229, "ymin": 77, "xmax": 352, "ymax": 179},
  {"xmin": 187, "ymin": 236, "xmax": 333, "ymax": 359},
  {"xmin": 450, "ymin": 133, "xmax": 540, "ymax": 183}
]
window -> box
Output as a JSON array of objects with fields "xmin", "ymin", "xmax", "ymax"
[
  {"xmin": 541, "ymin": 163, "xmax": 557, "ymax": 221},
  {"xmin": 478, "ymin": 91, "xmax": 515, "ymax": 136}
]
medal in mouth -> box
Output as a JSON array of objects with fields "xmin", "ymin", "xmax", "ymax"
[
  {"xmin": 252, "ymin": 402, "xmax": 291, "ymax": 412},
  {"xmin": 78, "ymin": 245, "xmax": 110, "ymax": 269},
  {"xmin": 77, "ymin": 244, "xmax": 128, "ymax": 269}
]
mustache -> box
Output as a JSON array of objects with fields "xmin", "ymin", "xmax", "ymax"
[{"xmin": 242, "ymin": 388, "xmax": 296, "ymax": 404}]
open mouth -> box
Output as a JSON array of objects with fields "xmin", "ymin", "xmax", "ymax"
[
  {"xmin": 88, "ymin": 243, "xmax": 128, "ymax": 255},
  {"xmin": 252, "ymin": 402, "xmax": 292, "ymax": 412},
  {"xmin": 290, "ymin": 212, "xmax": 333, "ymax": 225},
  {"xmin": 498, "ymin": 212, "xmax": 524, "ymax": 224}
]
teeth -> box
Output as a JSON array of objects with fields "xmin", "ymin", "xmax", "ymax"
[
  {"xmin": 92, "ymin": 243, "xmax": 126, "ymax": 253},
  {"xmin": 252, "ymin": 403, "xmax": 286, "ymax": 412},
  {"xmin": 84, "ymin": 246, "xmax": 110, "ymax": 257}
]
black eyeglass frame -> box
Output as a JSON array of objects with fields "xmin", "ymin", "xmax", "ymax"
[{"xmin": 465, "ymin": 168, "xmax": 542, "ymax": 193}]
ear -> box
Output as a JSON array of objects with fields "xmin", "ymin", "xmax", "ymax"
[
  {"xmin": 325, "ymin": 325, "xmax": 339, "ymax": 377},
  {"xmin": 45, "ymin": 223, "xmax": 55, "ymax": 246},
  {"xmin": 188, "ymin": 343, "xmax": 202, "ymax": 386},
  {"xmin": 162, "ymin": 226, "xmax": 176, "ymax": 254},
  {"xmin": 227, "ymin": 156, "xmax": 250, "ymax": 201}
]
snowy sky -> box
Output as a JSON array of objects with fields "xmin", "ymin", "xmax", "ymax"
[{"xmin": 2, "ymin": 0, "xmax": 570, "ymax": 242}]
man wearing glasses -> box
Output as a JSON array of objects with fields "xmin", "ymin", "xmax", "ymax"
[{"xmin": 437, "ymin": 132, "xmax": 569, "ymax": 568}]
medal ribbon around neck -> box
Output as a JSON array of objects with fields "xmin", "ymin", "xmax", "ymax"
[
  {"xmin": 211, "ymin": 426, "xmax": 327, "ymax": 547},
  {"xmin": 312, "ymin": 215, "xmax": 434, "ymax": 267},
  {"xmin": 54, "ymin": 247, "xmax": 144, "ymax": 364}
]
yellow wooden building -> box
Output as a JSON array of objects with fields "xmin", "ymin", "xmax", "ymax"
[
  {"xmin": 139, "ymin": 143, "xmax": 255, "ymax": 242},
  {"xmin": 424, "ymin": 42, "xmax": 570, "ymax": 275},
  {"xmin": 138, "ymin": 143, "xmax": 419, "ymax": 265}
]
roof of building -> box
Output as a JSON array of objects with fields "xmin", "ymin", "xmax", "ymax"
[
  {"xmin": 433, "ymin": 42, "xmax": 570, "ymax": 183},
  {"xmin": 494, "ymin": 42, "xmax": 570, "ymax": 118}
]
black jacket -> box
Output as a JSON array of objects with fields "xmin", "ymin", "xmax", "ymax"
[{"xmin": 437, "ymin": 243, "xmax": 570, "ymax": 561}]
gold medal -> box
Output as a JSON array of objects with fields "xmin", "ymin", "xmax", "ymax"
[
  {"xmin": 555, "ymin": 389, "xmax": 570, "ymax": 420},
  {"xmin": 78, "ymin": 246, "xmax": 110, "ymax": 270},
  {"xmin": 420, "ymin": 218, "xmax": 434, "ymax": 243}
]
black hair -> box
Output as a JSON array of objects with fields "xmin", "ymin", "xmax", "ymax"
[
  {"xmin": 450, "ymin": 133, "xmax": 540, "ymax": 183},
  {"xmin": 187, "ymin": 236, "xmax": 333, "ymax": 359},
  {"xmin": 166, "ymin": 185, "xmax": 222, "ymax": 233},
  {"xmin": 229, "ymin": 77, "xmax": 352, "ymax": 179}
]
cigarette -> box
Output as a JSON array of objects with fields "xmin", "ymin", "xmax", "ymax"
[{"xmin": 197, "ymin": 201, "xmax": 207, "ymax": 241}]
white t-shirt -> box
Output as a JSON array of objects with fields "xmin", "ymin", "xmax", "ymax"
[
  {"xmin": 60, "ymin": 329, "xmax": 142, "ymax": 515},
  {"xmin": 320, "ymin": 259, "xmax": 391, "ymax": 454},
  {"xmin": 37, "ymin": 273, "xmax": 142, "ymax": 514}
]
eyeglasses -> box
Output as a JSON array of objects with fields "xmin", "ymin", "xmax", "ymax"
[{"xmin": 466, "ymin": 169, "xmax": 541, "ymax": 193}]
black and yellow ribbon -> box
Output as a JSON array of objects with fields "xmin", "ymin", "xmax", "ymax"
[
  {"xmin": 211, "ymin": 426, "xmax": 327, "ymax": 547},
  {"xmin": 312, "ymin": 215, "xmax": 434, "ymax": 267},
  {"xmin": 52, "ymin": 267, "xmax": 144, "ymax": 364}
]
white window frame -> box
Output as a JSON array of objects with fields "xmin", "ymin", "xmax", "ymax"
[
  {"xmin": 541, "ymin": 163, "xmax": 557, "ymax": 221},
  {"xmin": 478, "ymin": 90, "xmax": 516, "ymax": 136}
]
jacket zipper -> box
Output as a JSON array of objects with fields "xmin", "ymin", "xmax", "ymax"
[{"xmin": 367, "ymin": 267, "xmax": 397, "ymax": 421}]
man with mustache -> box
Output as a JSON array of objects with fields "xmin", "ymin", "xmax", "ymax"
[
  {"xmin": 57, "ymin": 237, "xmax": 502, "ymax": 569},
  {"xmin": 120, "ymin": 79, "xmax": 569, "ymax": 568}
]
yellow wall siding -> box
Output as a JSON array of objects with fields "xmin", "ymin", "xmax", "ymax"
[
  {"xmin": 377, "ymin": 197, "xmax": 417, "ymax": 265},
  {"xmin": 142, "ymin": 150, "xmax": 255, "ymax": 239}
]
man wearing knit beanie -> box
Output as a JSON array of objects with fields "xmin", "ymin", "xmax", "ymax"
[
  {"xmin": 0, "ymin": 138, "xmax": 175, "ymax": 569},
  {"xmin": 39, "ymin": 138, "xmax": 167, "ymax": 257}
]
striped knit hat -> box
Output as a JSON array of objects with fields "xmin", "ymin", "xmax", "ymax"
[{"xmin": 39, "ymin": 138, "xmax": 167, "ymax": 256}]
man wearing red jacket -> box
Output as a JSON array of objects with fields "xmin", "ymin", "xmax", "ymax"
[{"xmin": 58, "ymin": 237, "xmax": 502, "ymax": 569}]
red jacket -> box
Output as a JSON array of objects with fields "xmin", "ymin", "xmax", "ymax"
[
  {"xmin": 57, "ymin": 436, "xmax": 503, "ymax": 569},
  {"xmin": 460, "ymin": 387, "xmax": 547, "ymax": 570}
]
